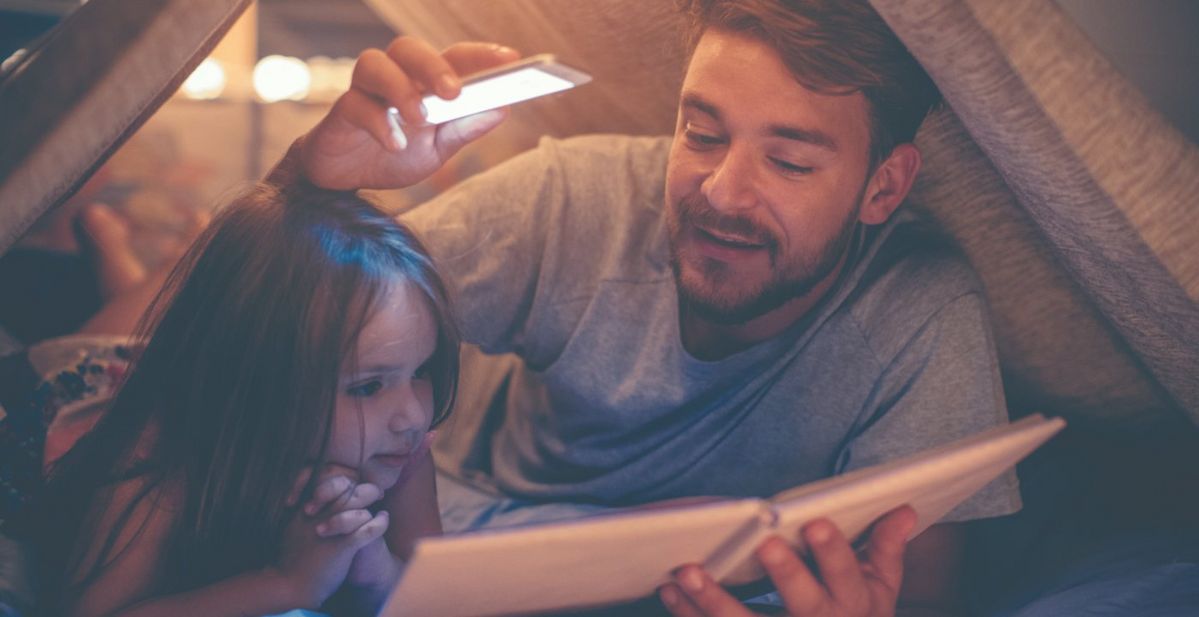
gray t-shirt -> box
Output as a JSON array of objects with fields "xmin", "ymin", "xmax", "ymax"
[{"xmin": 403, "ymin": 134, "xmax": 1019, "ymax": 521}]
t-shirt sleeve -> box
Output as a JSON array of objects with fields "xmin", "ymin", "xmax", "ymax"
[
  {"xmin": 399, "ymin": 139, "xmax": 566, "ymax": 358},
  {"xmin": 838, "ymin": 292, "xmax": 1022, "ymax": 522}
]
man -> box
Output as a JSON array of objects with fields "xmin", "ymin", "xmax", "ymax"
[{"xmin": 279, "ymin": 1, "xmax": 1018, "ymax": 614}]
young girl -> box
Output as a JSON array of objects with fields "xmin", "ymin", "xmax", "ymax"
[{"xmin": 24, "ymin": 183, "xmax": 460, "ymax": 616}]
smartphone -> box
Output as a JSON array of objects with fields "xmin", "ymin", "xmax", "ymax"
[{"xmin": 419, "ymin": 54, "xmax": 592, "ymax": 125}]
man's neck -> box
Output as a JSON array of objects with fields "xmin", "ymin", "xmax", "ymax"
[{"xmin": 680, "ymin": 248, "xmax": 851, "ymax": 362}]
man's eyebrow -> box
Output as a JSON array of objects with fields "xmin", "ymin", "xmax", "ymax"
[
  {"xmin": 683, "ymin": 92, "xmax": 838, "ymax": 152},
  {"xmin": 767, "ymin": 124, "xmax": 839, "ymax": 152},
  {"xmin": 681, "ymin": 93, "xmax": 721, "ymax": 120}
]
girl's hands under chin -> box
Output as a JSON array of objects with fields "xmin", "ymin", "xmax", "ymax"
[{"xmin": 276, "ymin": 466, "xmax": 388, "ymax": 609}]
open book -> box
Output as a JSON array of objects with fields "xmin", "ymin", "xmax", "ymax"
[{"xmin": 382, "ymin": 414, "xmax": 1065, "ymax": 617}]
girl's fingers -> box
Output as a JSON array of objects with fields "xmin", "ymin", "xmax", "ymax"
[
  {"xmin": 340, "ymin": 482, "xmax": 383, "ymax": 511},
  {"xmin": 351, "ymin": 48, "xmax": 425, "ymax": 126},
  {"xmin": 351, "ymin": 511, "xmax": 390, "ymax": 548},
  {"xmin": 316, "ymin": 508, "xmax": 373, "ymax": 537},
  {"xmin": 286, "ymin": 466, "xmax": 314, "ymax": 508},
  {"xmin": 442, "ymin": 42, "xmax": 521, "ymax": 77},
  {"xmin": 305, "ymin": 475, "xmax": 355, "ymax": 516}
]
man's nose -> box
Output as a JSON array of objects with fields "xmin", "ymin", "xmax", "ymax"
[{"xmin": 701, "ymin": 145, "xmax": 759, "ymax": 213}]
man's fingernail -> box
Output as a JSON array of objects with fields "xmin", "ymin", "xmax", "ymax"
[
  {"xmin": 807, "ymin": 523, "xmax": 831, "ymax": 544},
  {"xmin": 760, "ymin": 541, "xmax": 787, "ymax": 566},
  {"xmin": 386, "ymin": 106, "xmax": 407, "ymax": 150},
  {"xmin": 438, "ymin": 74, "xmax": 459, "ymax": 95},
  {"xmin": 679, "ymin": 568, "xmax": 704, "ymax": 593},
  {"xmin": 660, "ymin": 585, "xmax": 679, "ymax": 607}
]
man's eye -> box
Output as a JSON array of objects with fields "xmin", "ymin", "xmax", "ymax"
[
  {"xmin": 347, "ymin": 380, "xmax": 383, "ymax": 397},
  {"xmin": 770, "ymin": 157, "xmax": 814, "ymax": 175},
  {"xmin": 685, "ymin": 130, "xmax": 724, "ymax": 147},
  {"xmin": 683, "ymin": 122, "xmax": 723, "ymax": 147}
]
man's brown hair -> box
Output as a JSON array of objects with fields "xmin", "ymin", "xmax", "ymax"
[{"xmin": 677, "ymin": 0, "xmax": 941, "ymax": 167}]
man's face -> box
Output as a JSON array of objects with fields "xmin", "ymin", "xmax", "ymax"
[{"xmin": 665, "ymin": 28, "xmax": 875, "ymax": 324}]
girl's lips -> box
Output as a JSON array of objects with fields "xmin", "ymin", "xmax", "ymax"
[{"xmin": 372, "ymin": 453, "xmax": 411, "ymax": 468}]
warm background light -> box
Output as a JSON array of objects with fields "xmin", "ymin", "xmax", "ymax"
[
  {"xmin": 252, "ymin": 54, "xmax": 310, "ymax": 102},
  {"xmin": 180, "ymin": 57, "xmax": 227, "ymax": 100}
]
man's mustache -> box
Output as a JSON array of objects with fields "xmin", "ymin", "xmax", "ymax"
[{"xmin": 676, "ymin": 195, "xmax": 777, "ymax": 249}]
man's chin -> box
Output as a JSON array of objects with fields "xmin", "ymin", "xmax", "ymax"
[{"xmin": 677, "ymin": 283, "xmax": 773, "ymax": 325}]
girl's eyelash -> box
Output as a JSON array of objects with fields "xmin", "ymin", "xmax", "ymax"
[
  {"xmin": 414, "ymin": 362, "xmax": 433, "ymax": 380},
  {"xmin": 347, "ymin": 379, "xmax": 383, "ymax": 397}
]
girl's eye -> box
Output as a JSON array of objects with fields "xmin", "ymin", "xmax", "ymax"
[
  {"xmin": 413, "ymin": 362, "xmax": 433, "ymax": 381},
  {"xmin": 346, "ymin": 379, "xmax": 383, "ymax": 397}
]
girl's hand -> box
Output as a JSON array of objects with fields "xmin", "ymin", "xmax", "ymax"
[
  {"xmin": 275, "ymin": 467, "xmax": 388, "ymax": 609},
  {"xmin": 299, "ymin": 37, "xmax": 520, "ymax": 190}
]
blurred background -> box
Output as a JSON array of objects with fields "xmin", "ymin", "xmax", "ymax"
[{"xmin": 0, "ymin": 0, "xmax": 1196, "ymax": 345}]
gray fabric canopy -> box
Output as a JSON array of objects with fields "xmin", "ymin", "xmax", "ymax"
[
  {"xmin": 0, "ymin": 0, "xmax": 251, "ymax": 257},
  {"xmin": 361, "ymin": 0, "xmax": 1199, "ymax": 429}
]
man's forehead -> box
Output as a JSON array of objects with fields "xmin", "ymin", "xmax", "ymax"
[{"xmin": 681, "ymin": 29, "xmax": 871, "ymax": 149}]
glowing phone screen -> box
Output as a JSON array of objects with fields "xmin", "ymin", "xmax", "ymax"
[{"xmin": 421, "ymin": 67, "xmax": 576, "ymax": 125}]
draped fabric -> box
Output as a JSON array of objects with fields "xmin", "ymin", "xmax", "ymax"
[{"xmin": 361, "ymin": 0, "xmax": 1199, "ymax": 428}]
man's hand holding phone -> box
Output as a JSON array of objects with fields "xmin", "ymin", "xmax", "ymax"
[{"xmin": 298, "ymin": 37, "xmax": 590, "ymax": 192}]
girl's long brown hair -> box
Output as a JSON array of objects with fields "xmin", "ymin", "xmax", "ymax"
[{"xmin": 29, "ymin": 184, "xmax": 459, "ymax": 610}]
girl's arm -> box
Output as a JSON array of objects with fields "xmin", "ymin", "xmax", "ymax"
[
  {"xmin": 326, "ymin": 436, "xmax": 441, "ymax": 615},
  {"xmin": 70, "ymin": 474, "xmax": 384, "ymax": 617}
]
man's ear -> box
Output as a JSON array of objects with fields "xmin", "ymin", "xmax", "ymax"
[{"xmin": 859, "ymin": 143, "xmax": 922, "ymax": 225}]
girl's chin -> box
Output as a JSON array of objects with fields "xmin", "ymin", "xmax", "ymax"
[{"xmin": 361, "ymin": 464, "xmax": 404, "ymax": 490}]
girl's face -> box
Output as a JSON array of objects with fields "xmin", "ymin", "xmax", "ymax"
[{"xmin": 329, "ymin": 280, "xmax": 439, "ymax": 490}]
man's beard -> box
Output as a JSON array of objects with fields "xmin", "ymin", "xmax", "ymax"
[{"xmin": 667, "ymin": 194, "xmax": 861, "ymax": 326}]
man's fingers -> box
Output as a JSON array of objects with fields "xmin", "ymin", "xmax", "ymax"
[
  {"xmin": 864, "ymin": 505, "xmax": 917, "ymax": 592},
  {"xmin": 669, "ymin": 566, "xmax": 752, "ymax": 617},
  {"xmin": 442, "ymin": 42, "xmax": 521, "ymax": 79},
  {"xmin": 658, "ymin": 583, "xmax": 708, "ymax": 617},
  {"xmin": 387, "ymin": 37, "xmax": 460, "ymax": 100},
  {"xmin": 804, "ymin": 519, "xmax": 869, "ymax": 609},
  {"xmin": 326, "ymin": 88, "xmax": 404, "ymax": 152},
  {"xmin": 316, "ymin": 508, "xmax": 373, "ymax": 537},
  {"xmin": 352, "ymin": 48, "xmax": 425, "ymax": 126},
  {"xmin": 755, "ymin": 536, "xmax": 827, "ymax": 616},
  {"xmin": 434, "ymin": 109, "xmax": 507, "ymax": 160}
]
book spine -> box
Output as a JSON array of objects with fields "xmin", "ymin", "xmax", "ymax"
[{"xmin": 702, "ymin": 505, "xmax": 777, "ymax": 585}]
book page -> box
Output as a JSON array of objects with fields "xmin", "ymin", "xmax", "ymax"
[
  {"xmin": 381, "ymin": 498, "xmax": 771, "ymax": 617},
  {"xmin": 708, "ymin": 415, "xmax": 1065, "ymax": 585}
]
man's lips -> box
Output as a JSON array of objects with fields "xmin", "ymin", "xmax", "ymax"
[{"xmin": 693, "ymin": 226, "xmax": 768, "ymax": 252}]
